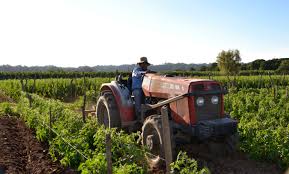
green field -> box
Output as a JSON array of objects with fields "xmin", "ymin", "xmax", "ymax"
[{"xmin": 0, "ymin": 74, "xmax": 288, "ymax": 173}]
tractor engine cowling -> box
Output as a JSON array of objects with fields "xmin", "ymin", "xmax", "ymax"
[{"xmin": 142, "ymin": 73, "xmax": 237, "ymax": 140}]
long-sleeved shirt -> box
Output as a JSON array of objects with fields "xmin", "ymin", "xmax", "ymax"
[{"xmin": 132, "ymin": 66, "xmax": 147, "ymax": 90}]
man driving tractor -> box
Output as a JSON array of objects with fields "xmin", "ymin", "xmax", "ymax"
[
  {"xmin": 131, "ymin": 57, "xmax": 151, "ymax": 121},
  {"xmin": 96, "ymin": 57, "xmax": 238, "ymax": 168}
]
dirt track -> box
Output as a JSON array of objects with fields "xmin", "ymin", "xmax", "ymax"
[
  {"xmin": 0, "ymin": 116, "xmax": 285, "ymax": 174},
  {"xmin": 0, "ymin": 116, "xmax": 72, "ymax": 174},
  {"xmin": 182, "ymin": 144, "xmax": 285, "ymax": 174}
]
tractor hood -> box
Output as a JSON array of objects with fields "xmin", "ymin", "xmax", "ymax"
[{"xmin": 142, "ymin": 73, "xmax": 220, "ymax": 99}]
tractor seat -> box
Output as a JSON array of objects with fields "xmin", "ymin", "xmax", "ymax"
[
  {"xmin": 116, "ymin": 75, "xmax": 128, "ymax": 86},
  {"xmin": 127, "ymin": 75, "xmax": 132, "ymax": 93}
]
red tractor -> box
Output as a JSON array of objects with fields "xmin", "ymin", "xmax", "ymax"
[{"xmin": 96, "ymin": 73, "xmax": 238, "ymax": 167}]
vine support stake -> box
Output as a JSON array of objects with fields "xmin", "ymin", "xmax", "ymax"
[
  {"xmin": 74, "ymin": 74, "xmax": 77, "ymax": 98},
  {"xmin": 268, "ymin": 72, "xmax": 274, "ymax": 87},
  {"xmin": 106, "ymin": 133, "xmax": 112, "ymax": 174},
  {"xmin": 82, "ymin": 93, "xmax": 86, "ymax": 123},
  {"xmin": 161, "ymin": 105, "xmax": 173, "ymax": 174},
  {"xmin": 258, "ymin": 74, "xmax": 263, "ymax": 89},
  {"xmin": 20, "ymin": 79, "xmax": 25, "ymax": 91},
  {"xmin": 26, "ymin": 93, "xmax": 32, "ymax": 108},
  {"xmin": 94, "ymin": 84, "xmax": 97, "ymax": 103},
  {"xmin": 32, "ymin": 78, "xmax": 36, "ymax": 93},
  {"xmin": 49, "ymin": 107, "xmax": 52, "ymax": 140},
  {"xmin": 25, "ymin": 79, "xmax": 28, "ymax": 92},
  {"xmin": 70, "ymin": 78, "xmax": 74, "ymax": 98}
]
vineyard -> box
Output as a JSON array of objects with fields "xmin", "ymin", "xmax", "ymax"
[
  {"xmin": 0, "ymin": 74, "xmax": 288, "ymax": 173},
  {"xmin": 0, "ymin": 70, "xmax": 285, "ymax": 80}
]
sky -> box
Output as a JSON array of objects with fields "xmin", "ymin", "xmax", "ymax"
[{"xmin": 0, "ymin": 0, "xmax": 288, "ymax": 67}]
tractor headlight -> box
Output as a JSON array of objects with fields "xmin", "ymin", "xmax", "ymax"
[
  {"xmin": 196, "ymin": 97, "xmax": 205, "ymax": 106},
  {"xmin": 211, "ymin": 96, "xmax": 219, "ymax": 105}
]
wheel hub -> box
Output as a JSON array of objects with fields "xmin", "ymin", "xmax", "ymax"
[{"xmin": 146, "ymin": 135, "xmax": 154, "ymax": 150}]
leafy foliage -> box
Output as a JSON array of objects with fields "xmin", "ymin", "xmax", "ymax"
[
  {"xmin": 217, "ymin": 49, "xmax": 241, "ymax": 75},
  {"xmin": 16, "ymin": 93, "xmax": 147, "ymax": 173},
  {"xmin": 0, "ymin": 102, "xmax": 18, "ymax": 116},
  {"xmin": 225, "ymin": 88, "xmax": 289, "ymax": 168},
  {"xmin": 1, "ymin": 75, "xmax": 288, "ymax": 103},
  {"xmin": 277, "ymin": 60, "xmax": 289, "ymax": 73},
  {"xmin": 2, "ymin": 73, "xmax": 289, "ymax": 172},
  {"xmin": 0, "ymin": 78, "xmax": 109, "ymax": 102},
  {"xmin": 0, "ymin": 71, "xmax": 125, "ymax": 80},
  {"xmin": 170, "ymin": 151, "xmax": 210, "ymax": 174}
]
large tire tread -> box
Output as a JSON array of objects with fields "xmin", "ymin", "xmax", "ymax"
[
  {"xmin": 96, "ymin": 92, "xmax": 121, "ymax": 128},
  {"xmin": 141, "ymin": 115, "xmax": 176, "ymax": 169}
]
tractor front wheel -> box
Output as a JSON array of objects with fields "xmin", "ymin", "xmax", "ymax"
[
  {"xmin": 96, "ymin": 92, "xmax": 121, "ymax": 128},
  {"xmin": 142, "ymin": 115, "xmax": 164, "ymax": 168},
  {"xmin": 141, "ymin": 115, "xmax": 176, "ymax": 169}
]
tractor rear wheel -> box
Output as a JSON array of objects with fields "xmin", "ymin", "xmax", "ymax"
[
  {"xmin": 96, "ymin": 92, "xmax": 121, "ymax": 128},
  {"xmin": 141, "ymin": 115, "xmax": 176, "ymax": 169}
]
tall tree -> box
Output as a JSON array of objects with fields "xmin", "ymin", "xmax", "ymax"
[
  {"xmin": 261, "ymin": 59, "xmax": 282, "ymax": 70},
  {"xmin": 206, "ymin": 62, "xmax": 219, "ymax": 71},
  {"xmin": 277, "ymin": 60, "xmax": 289, "ymax": 73},
  {"xmin": 216, "ymin": 49, "xmax": 241, "ymax": 75},
  {"xmin": 199, "ymin": 65, "xmax": 208, "ymax": 71},
  {"xmin": 249, "ymin": 59, "xmax": 265, "ymax": 70}
]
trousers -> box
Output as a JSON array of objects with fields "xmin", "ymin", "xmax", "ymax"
[{"xmin": 132, "ymin": 88, "xmax": 144, "ymax": 120}]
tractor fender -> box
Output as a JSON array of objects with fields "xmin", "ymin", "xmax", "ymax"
[{"xmin": 100, "ymin": 81, "xmax": 135, "ymax": 123}]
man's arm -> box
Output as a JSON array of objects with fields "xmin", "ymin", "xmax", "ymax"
[{"xmin": 132, "ymin": 67, "xmax": 147, "ymax": 77}]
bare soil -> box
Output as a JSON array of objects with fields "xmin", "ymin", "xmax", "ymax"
[
  {"xmin": 0, "ymin": 115, "xmax": 285, "ymax": 174},
  {"xmin": 0, "ymin": 116, "xmax": 74, "ymax": 174},
  {"xmin": 181, "ymin": 143, "xmax": 285, "ymax": 174},
  {"xmin": 149, "ymin": 142, "xmax": 285, "ymax": 174}
]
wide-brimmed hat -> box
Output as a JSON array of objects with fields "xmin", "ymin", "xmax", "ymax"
[{"xmin": 137, "ymin": 57, "xmax": 151, "ymax": 65}]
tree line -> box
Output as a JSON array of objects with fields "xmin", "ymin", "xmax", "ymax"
[
  {"xmin": 0, "ymin": 63, "xmax": 208, "ymax": 72},
  {"xmin": 0, "ymin": 71, "xmax": 123, "ymax": 80},
  {"xmin": 215, "ymin": 49, "xmax": 289, "ymax": 75},
  {"xmin": 0, "ymin": 50, "xmax": 288, "ymax": 79},
  {"xmin": 0, "ymin": 70, "xmax": 286, "ymax": 80}
]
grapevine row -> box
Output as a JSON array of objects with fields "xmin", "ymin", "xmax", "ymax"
[
  {"xmin": 225, "ymin": 88, "xmax": 289, "ymax": 167},
  {"xmin": 0, "ymin": 75, "xmax": 288, "ymax": 102}
]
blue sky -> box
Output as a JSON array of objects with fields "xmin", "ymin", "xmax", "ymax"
[{"xmin": 0, "ymin": 0, "xmax": 288, "ymax": 67}]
